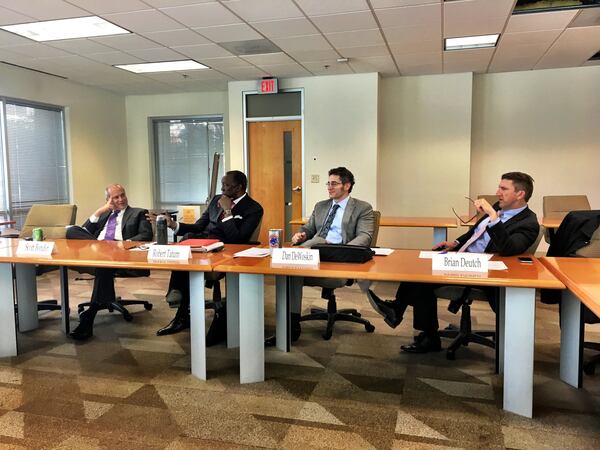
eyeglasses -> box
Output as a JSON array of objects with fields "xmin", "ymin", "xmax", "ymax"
[
  {"xmin": 325, "ymin": 181, "xmax": 342, "ymax": 187},
  {"xmin": 452, "ymin": 196, "xmax": 479, "ymax": 225}
]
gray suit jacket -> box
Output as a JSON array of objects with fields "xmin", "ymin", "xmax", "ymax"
[{"xmin": 300, "ymin": 197, "xmax": 374, "ymax": 247}]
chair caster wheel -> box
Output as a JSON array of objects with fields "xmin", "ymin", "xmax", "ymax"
[
  {"xmin": 446, "ymin": 351, "xmax": 456, "ymax": 360},
  {"xmin": 123, "ymin": 314, "xmax": 133, "ymax": 322},
  {"xmin": 322, "ymin": 331, "xmax": 332, "ymax": 340},
  {"xmin": 144, "ymin": 304, "xmax": 153, "ymax": 311},
  {"xmin": 365, "ymin": 324, "xmax": 375, "ymax": 333}
]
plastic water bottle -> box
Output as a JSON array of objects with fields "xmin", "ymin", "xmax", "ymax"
[{"xmin": 156, "ymin": 215, "xmax": 168, "ymax": 245}]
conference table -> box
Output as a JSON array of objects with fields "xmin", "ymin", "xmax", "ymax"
[
  {"xmin": 0, "ymin": 238, "xmax": 250, "ymax": 382},
  {"xmin": 290, "ymin": 216, "xmax": 458, "ymax": 244},
  {"xmin": 216, "ymin": 248, "xmax": 564, "ymax": 418},
  {"xmin": 540, "ymin": 257, "xmax": 600, "ymax": 388}
]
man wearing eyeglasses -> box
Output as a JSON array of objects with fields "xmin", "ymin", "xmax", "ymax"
[
  {"xmin": 368, "ymin": 172, "xmax": 539, "ymax": 353},
  {"xmin": 267, "ymin": 167, "xmax": 374, "ymax": 345}
]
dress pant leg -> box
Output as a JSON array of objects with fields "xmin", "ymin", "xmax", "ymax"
[
  {"xmin": 289, "ymin": 276, "xmax": 304, "ymax": 314},
  {"xmin": 169, "ymin": 271, "xmax": 191, "ymax": 318},
  {"xmin": 91, "ymin": 268, "xmax": 116, "ymax": 306},
  {"xmin": 397, "ymin": 282, "xmax": 439, "ymax": 333}
]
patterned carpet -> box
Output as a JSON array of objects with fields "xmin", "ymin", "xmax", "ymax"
[{"xmin": 0, "ymin": 270, "xmax": 599, "ymax": 449}]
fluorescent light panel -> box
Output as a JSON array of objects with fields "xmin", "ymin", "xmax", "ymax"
[
  {"xmin": 115, "ymin": 60, "xmax": 209, "ymax": 73},
  {"xmin": 445, "ymin": 34, "xmax": 499, "ymax": 50},
  {"xmin": 0, "ymin": 16, "xmax": 130, "ymax": 42}
]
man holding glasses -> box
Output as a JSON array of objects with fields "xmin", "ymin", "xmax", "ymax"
[{"xmin": 367, "ymin": 172, "xmax": 539, "ymax": 353}]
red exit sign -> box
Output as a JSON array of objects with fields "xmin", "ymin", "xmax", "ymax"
[{"xmin": 258, "ymin": 77, "xmax": 278, "ymax": 94}]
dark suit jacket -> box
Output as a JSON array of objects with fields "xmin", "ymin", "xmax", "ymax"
[
  {"xmin": 177, "ymin": 194, "xmax": 263, "ymax": 244},
  {"xmin": 455, "ymin": 203, "xmax": 539, "ymax": 256},
  {"xmin": 83, "ymin": 206, "xmax": 153, "ymax": 242}
]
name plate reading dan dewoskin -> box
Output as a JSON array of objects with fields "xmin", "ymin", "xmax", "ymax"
[
  {"xmin": 432, "ymin": 252, "xmax": 488, "ymax": 273},
  {"xmin": 16, "ymin": 240, "xmax": 55, "ymax": 257},
  {"xmin": 271, "ymin": 248, "xmax": 319, "ymax": 266},
  {"xmin": 147, "ymin": 245, "xmax": 191, "ymax": 261}
]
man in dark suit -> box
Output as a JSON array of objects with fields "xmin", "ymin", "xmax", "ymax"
[
  {"xmin": 154, "ymin": 170, "xmax": 263, "ymax": 345},
  {"xmin": 69, "ymin": 184, "xmax": 153, "ymax": 340},
  {"xmin": 278, "ymin": 167, "xmax": 374, "ymax": 344},
  {"xmin": 368, "ymin": 172, "xmax": 539, "ymax": 353}
]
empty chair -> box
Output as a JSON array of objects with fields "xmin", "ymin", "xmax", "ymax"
[{"xmin": 543, "ymin": 195, "xmax": 591, "ymax": 243}]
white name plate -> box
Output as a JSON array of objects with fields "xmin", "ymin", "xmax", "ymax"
[
  {"xmin": 16, "ymin": 240, "xmax": 55, "ymax": 257},
  {"xmin": 432, "ymin": 252, "xmax": 488, "ymax": 273},
  {"xmin": 147, "ymin": 245, "xmax": 190, "ymax": 261},
  {"xmin": 272, "ymin": 248, "xmax": 319, "ymax": 266}
]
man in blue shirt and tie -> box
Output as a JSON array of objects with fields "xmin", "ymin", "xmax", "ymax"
[{"xmin": 368, "ymin": 172, "xmax": 539, "ymax": 353}]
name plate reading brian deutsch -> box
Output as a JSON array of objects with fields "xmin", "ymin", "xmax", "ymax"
[
  {"xmin": 16, "ymin": 240, "xmax": 55, "ymax": 257},
  {"xmin": 271, "ymin": 248, "xmax": 319, "ymax": 266},
  {"xmin": 432, "ymin": 252, "xmax": 488, "ymax": 273},
  {"xmin": 147, "ymin": 245, "xmax": 190, "ymax": 261}
]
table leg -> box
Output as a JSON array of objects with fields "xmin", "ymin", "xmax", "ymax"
[
  {"xmin": 15, "ymin": 264, "xmax": 39, "ymax": 332},
  {"xmin": 433, "ymin": 227, "xmax": 447, "ymax": 245},
  {"xmin": 560, "ymin": 290, "xmax": 583, "ymax": 388},
  {"xmin": 0, "ymin": 262, "xmax": 17, "ymax": 357},
  {"xmin": 189, "ymin": 272, "xmax": 206, "ymax": 380},
  {"xmin": 239, "ymin": 273, "xmax": 264, "ymax": 383},
  {"xmin": 497, "ymin": 287, "xmax": 505, "ymax": 374},
  {"xmin": 275, "ymin": 275, "xmax": 290, "ymax": 352},
  {"xmin": 502, "ymin": 286, "xmax": 535, "ymax": 418},
  {"xmin": 60, "ymin": 267, "xmax": 70, "ymax": 334},
  {"xmin": 226, "ymin": 273, "xmax": 240, "ymax": 349}
]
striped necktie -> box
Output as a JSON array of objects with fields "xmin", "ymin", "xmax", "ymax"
[{"xmin": 318, "ymin": 204, "xmax": 340, "ymax": 238}]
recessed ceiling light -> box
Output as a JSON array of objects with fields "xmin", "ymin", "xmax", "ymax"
[
  {"xmin": 115, "ymin": 60, "xmax": 209, "ymax": 73},
  {"xmin": 445, "ymin": 34, "xmax": 500, "ymax": 51},
  {"xmin": 0, "ymin": 16, "xmax": 130, "ymax": 42}
]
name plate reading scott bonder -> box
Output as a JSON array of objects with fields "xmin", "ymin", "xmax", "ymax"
[
  {"xmin": 432, "ymin": 252, "xmax": 488, "ymax": 273},
  {"xmin": 16, "ymin": 240, "xmax": 55, "ymax": 257},
  {"xmin": 147, "ymin": 245, "xmax": 191, "ymax": 261},
  {"xmin": 271, "ymin": 248, "xmax": 320, "ymax": 266}
]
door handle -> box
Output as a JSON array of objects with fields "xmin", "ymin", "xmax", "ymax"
[{"xmin": 292, "ymin": 186, "xmax": 302, "ymax": 192}]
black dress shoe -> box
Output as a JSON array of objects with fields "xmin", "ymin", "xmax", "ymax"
[
  {"xmin": 206, "ymin": 306, "xmax": 227, "ymax": 347},
  {"xmin": 156, "ymin": 315, "xmax": 190, "ymax": 336},
  {"xmin": 265, "ymin": 313, "xmax": 301, "ymax": 347},
  {"xmin": 400, "ymin": 333, "xmax": 442, "ymax": 354},
  {"xmin": 69, "ymin": 308, "xmax": 96, "ymax": 341},
  {"xmin": 366, "ymin": 289, "xmax": 406, "ymax": 328}
]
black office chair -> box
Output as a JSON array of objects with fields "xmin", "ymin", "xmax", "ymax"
[
  {"xmin": 300, "ymin": 211, "xmax": 380, "ymax": 340},
  {"xmin": 435, "ymin": 225, "xmax": 544, "ymax": 361}
]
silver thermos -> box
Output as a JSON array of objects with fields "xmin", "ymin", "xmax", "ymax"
[{"xmin": 156, "ymin": 215, "xmax": 168, "ymax": 245}]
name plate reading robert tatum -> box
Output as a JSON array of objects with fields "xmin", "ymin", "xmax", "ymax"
[
  {"xmin": 16, "ymin": 240, "xmax": 55, "ymax": 257},
  {"xmin": 147, "ymin": 245, "xmax": 190, "ymax": 261},
  {"xmin": 271, "ymin": 248, "xmax": 319, "ymax": 266},
  {"xmin": 432, "ymin": 252, "xmax": 488, "ymax": 273}
]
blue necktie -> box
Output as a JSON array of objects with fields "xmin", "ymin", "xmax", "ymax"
[
  {"xmin": 318, "ymin": 204, "xmax": 340, "ymax": 238},
  {"xmin": 104, "ymin": 210, "xmax": 119, "ymax": 241}
]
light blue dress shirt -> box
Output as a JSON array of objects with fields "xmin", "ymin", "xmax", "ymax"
[
  {"xmin": 325, "ymin": 196, "xmax": 349, "ymax": 244},
  {"xmin": 466, "ymin": 205, "xmax": 527, "ymax": 253}
]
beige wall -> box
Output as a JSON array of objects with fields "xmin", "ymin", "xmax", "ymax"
[
  {"xmin": 471, "ymin": 65, "xmax": 600, "ymax": 251},
  {"xmin": 377, "ymin": 73, "xmax": 474, "ymax": 248},
  {"xmin": 228, "ymin": 73, "xmax": 379, "ymax": 215},
  {"xmin": 0, "ymin": 63, "xmax": 127, "ymax": 222},
  {"xmin": 125, "ymin": 91, "xmax": 229, "ymax": 208}
]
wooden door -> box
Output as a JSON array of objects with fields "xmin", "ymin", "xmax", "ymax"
[{"xmin": 248, "ymin": 120, "xmax": 302, "ymax": 244}]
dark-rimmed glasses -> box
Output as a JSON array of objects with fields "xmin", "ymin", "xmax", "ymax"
[{"xmin": 452, "ymin": 196, "xmax": 479, "ymax": 225}]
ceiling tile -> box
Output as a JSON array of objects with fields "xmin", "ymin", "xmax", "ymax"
[
  {"xmin": 383, "ymin": 24, "xmax": 441, "ymax": 45},
  {"xmin": 505, "ymin": 10, "xmax": 578, "ymax": 33},
  {"xmin": 127, "ymin": 47, "xmax": 184, "ymax": 61},
  {"xmin": 0, "ymin": 0, "xmax": 88, "ymax": 20},
  {"xmin": 337, "ymin": 45, "xmax": 390, "ymax": 58},
  {"xmin": 143, "ymin": 29, "xmax": 210, "ymax": 47},
  {"xmin": 200, "ymin": 56, "xmax": 253, "ymax": 69},
  {"xmin": 499, "ymin": 29, "xmax": 562, "ymax": 47},
  {"xmin": 390, "ymin": 39, "xmax": 440, "ymax": 55},
  {"xmin": 325, "ymin": 29, "xmax": 384, "ymax": 48},
  {"xmin": 489, "ymin": 51, "xmax": 541, "ymax": 73},
  {"xmin": 395, "ymin": 51, "xmax": 441, "ymax": 66},
  {"xmin": 86, "ymin": 51, "xmax": 145, "ymax": 65},
  {"xmin": 92, "ymin": 34, "xmax": 159, "ymax": 50},
  {"xmin": 168, "ymin": 79, "xmax": 230, "ymax": 92},
  {"xmin": 443, "ymin": 47, "xmax": 495, "ymax": 73},
  {"xmin": 194, "ymin": 23, "xmax": 262, "ymax": 43},
  {"xmin": 0, "ymin": 6, "xmax": 35, "ymax": 25},
  {"xmin": 260, "ymin": 63, "xmax": 311, "ymax": 77},
  {"xmin": 348, "ymin": 54, "xmax": 398, "ymax": 76},
  {"xmin": 251, "ymin": 18, "xmax": 318, "ymax": 38},
  {"xmin": 371, "ymin": 0, "xmax": 440, "ymax": 7},
  {"xmin": 242, "ymin": 52, "xmax": 294, "ymax": 65},
  {"xmin": 287, "ymin": 48, "xmax": 341, "ymax": 62},
  {"xmin": 46, "ymin": 38, "xmax": 116, "ymax": 55},
  {"xmin": 144, "ymin": 0, "xmax": 217, "ymax": 6},
  {"xmin": 294, "ymin": 0, "xmax": 369, "ymax": 16},
  {"xmin": 535, "ymin": 25, "xmax": 600, "ymax": 69},
  {"xmin": 570, "ymin": 7, "xmax": 600, "ymax": 28},
  {"xmin": 8, "ymin": 43, "xmax": 72, "ymax": 58},
  {"xmin": 302, "ymin": 60, "xmax": 354, "ymax": 75},
  {"xmin": 272, "ymin": 34, "xmax": 332, "ymax": 52},
  {"xmin": 221, "ymin": 0, "xmax": 303, "ymax": 22},
  {"xmin": 220, "ymin": 66, "xmax": 269, "ymax": 79},
  {"xmin": 67, "ymin": 0, "xmax": 150, "ymax": 14},
  {"xmin": 311, "ymin": 11, "xmax": 378, "ymax": 33},
  {"xmin": 375, "ymin": 3, "xmax": 441, "ymax": 29},
  {"xmin": 444, "ymin": 0, "xmax": 514, "ymax": 37},
  {"xmin": 171, "ymin": 43, "xmax": 233, "ymax": 59},
  {"xmin": 160, "ymin": 3, "xmax": 242, "ymax": 27},
  {"xmin": 103, "ymin": 10, "xmax": 184, "ymax": 33},
  {"xmin": 0, "ymin": 30, "xmax": 37, "ymax": 46}
]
